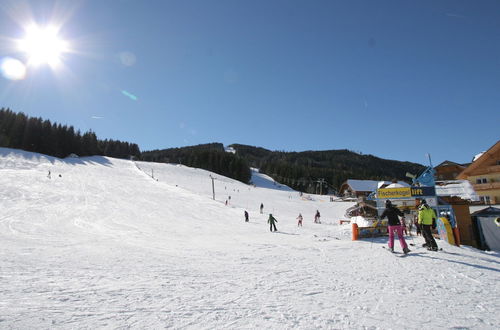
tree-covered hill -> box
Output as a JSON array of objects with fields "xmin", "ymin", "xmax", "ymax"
[
  {"xmin": 0, "ymin": 108, "xmax": 140, "ymax": 159},
  {"xmin": 229, "ymin": 144, "xmax": 425, "ymax": 193},
  {"xmin": 1, "ymin": 108, "xmax": 425, "ymax": 192},
  {"xmin": 141, "ymin": 143, "xmax": 252, "ymax": 184}
]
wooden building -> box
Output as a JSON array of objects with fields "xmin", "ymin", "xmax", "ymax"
[
  {"xmin": 457, "ymin": 140, "xmax": 500, "ymax": 205},
  {"xmin": 339, "ymin": 180, "xmax": 383, "ymax": 198},
  {"xmin": 435, "ymin": 160, "xmax": 467, "ymax": 180}
]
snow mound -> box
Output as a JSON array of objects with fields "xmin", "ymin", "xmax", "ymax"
[{"xmin": 250, "ymin": 167, "xmax": 295, "ymax": 191}]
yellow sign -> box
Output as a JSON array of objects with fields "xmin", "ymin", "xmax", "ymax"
[{"xmin": 378, "ymin": 187, "xmax": 411, "ymax": 199}]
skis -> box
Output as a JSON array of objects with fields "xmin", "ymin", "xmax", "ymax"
[
  {"xmin": 382, "ymin": 246, "xmax": 409, "ymax": 257},
  {"xmin": 409, "ymin": 243, "xmax": 443, "ymax": 251}
]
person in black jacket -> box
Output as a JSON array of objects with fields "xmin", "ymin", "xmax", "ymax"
[
  {"xmin": 268, "ymin": 214, "xmax": 278, "ymax": 232},
  {"xmin": 380, "ymin": 200, "xmax": 410, "ymax": 254}
]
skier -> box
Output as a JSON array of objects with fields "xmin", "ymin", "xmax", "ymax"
[
  {"xmin": 244, "ymin": 210, "xmax": 249, "ymax": 222},
  {"xmin": 268, "ymin": 214, "xmax": 278, "ymax": 232},
  {"xmin": 47, "ymin": 170, "xmax": 51, "ymax": 179},
  {"xmin": 297, "ymin": 213, "xmax": 303, "ymax": 227},
  {"xmin": 417, "ymin": 199, "xmax": 439, "ymax": 251},
  {"xmin": 260, "ymin": 203, "xmax": 264, "ymax": 214},
  {"xmin": 380, "ymin": 200, "xmax": 410, "ymax": 254},
  {"xmin": 314, "ymin": 210, "xmax": 321, "ymax": 223}
]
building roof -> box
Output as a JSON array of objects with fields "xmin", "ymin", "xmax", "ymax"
[
  {"xmin": 344, "ymin": 179, "xmax": 409, "ymax": 192},
  {"xmin": 471, "ymin": 206, "xmax": 500, "ymax": 216},
  {"xmin": 384, "ymin": 182, "xmax": 411, "ymax": 188},
  {"xmin": 344, "ymin": 179, "xmax": 382, "ymax": 192},
  {"xmin": 435, "ymin": 160, "xmax": 466, "ymax": 168},
  {"xmin": 457, "ymin": 140, "xmax": 500, "ymax": 179}
]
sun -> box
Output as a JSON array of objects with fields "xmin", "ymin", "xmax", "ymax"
[{"xmin": 17, "ymin": 25, "xmax": 69, "ymax": 68}]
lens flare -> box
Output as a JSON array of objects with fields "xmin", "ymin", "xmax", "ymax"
[
  {"xmin": 0, "ymin": 57, "xmax": 27, "ymax": 80},
  {"xmin": 121, "ymin": 90, "xmax": 138, "ymax": 101}
]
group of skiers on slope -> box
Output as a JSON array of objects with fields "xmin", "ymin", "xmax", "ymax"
[
  {"xmin": 250, "ymin": 203, "xmax": 323, "ymax": 232},
  {"xmin": 380, "ymin": 198, "xmax": 438, "ymax": 255}
]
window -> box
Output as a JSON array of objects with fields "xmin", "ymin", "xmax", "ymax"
[
  {"xmin": 476, "ymin": 178, "xmax": 487, "ymax": 184},
  {"xmin": 480, "ymin": 196, "xmax": 491, "ymax": 204}
]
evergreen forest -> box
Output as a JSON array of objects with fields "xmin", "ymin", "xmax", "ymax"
[
  {"xmin": 141, "ymin": 144, "xmax": 252, "ymax": 184},
  {"xmin": 228, "ymin": 144, "xmax": 425, "ymax": 193},
  {"xmin": 0, "ymin": 108, "xmax": 140, "ymax": 159}
]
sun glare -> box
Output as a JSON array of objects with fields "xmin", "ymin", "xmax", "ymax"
[{"xmin": 18, "ymin": 25, "xmax": 69, "ymax": 68}]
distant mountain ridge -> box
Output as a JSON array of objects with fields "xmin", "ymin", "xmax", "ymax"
[{"xmin": 142, "ymin": 143, "xmax": 425, "ymax": 193}]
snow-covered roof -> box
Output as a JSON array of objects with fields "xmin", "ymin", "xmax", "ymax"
[
  {"xmin": 472, "ymin": 152, "xmax": 485, "ymax": 162},
  {"xmin": 384, "ymin": 182, "xmax": 411, "ymax": 189},
  {"xmin": 346, "ymin": 179, "xmax": 384, "ymax": 192},
  {"xmin": 435, "ymin": 180, "xmax": 480, "ymax": 202}
]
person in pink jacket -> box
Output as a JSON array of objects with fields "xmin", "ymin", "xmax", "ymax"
[{"xmin": 380, "ymin": 200, "xmax": 410, "ymax": 254}]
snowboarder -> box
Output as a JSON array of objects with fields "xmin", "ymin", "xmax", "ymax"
[
  {"xmin": 297, "ymin": 213, "xmax": 303, "ymax": 227},
  {"xmin": 244, "ymin": 210, "xmax": 249, "ymax": 222},
  {"xmin": 314, "ymin": 210, "xmax": 321, "ymax": 223},
  {"xmin": 260, "ymin": 203, "xmax": 264, "ymax": 214},
  {"xmin": 417, "ymin": 199, "xmax": 439, "ymax": 251},
  {"xmin": 268, "ymin": 213, "xmax": 278, "ymax": 232},
  {"xmin": 380, "ymin": 200, "xmax": 410, "ymax": 254}
]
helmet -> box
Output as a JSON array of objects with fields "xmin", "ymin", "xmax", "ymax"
[
  {"xmin": 385, "ymin": 200, "xmax": 392, "ymax": 206},
  {"xmin": 421, "ymin": 199, "xmax": 427, "ymax": 205}
]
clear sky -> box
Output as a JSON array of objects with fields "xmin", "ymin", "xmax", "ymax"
[{"xmin": 0, "ymin": 0, "xmax": 499, "ymax": 166}]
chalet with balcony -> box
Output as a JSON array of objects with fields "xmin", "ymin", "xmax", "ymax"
[
  {"xmin": 435, "ymin": 160, "xmax": 468, "ymax": 180},
  {"xmin": 457, "ymin": 140, "xmax": 500, "ymax": 205}
]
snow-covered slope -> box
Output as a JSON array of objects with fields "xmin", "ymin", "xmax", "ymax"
[{"xmin": 1, "ymin": 148, "xmax": 499, "ymax": 329}]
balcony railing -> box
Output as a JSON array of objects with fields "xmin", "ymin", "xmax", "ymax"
[{"xmin": 472, "ymin": 181, "xmax": 500, "ymax": 191}]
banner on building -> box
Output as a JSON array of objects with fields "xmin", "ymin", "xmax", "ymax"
[{"xmin": 377, "ymin": 186, "xmax": 436, "ymax": 199}]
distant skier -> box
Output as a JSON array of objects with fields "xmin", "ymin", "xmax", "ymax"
[
  {"xmin": 260, "ymin": 203, "xmax": 264, "ymax": 214},
  {"xmin": 47, "ymin": 170, "xmax": 51, "ymax": 179},
  {"xmin": 244, "ymin": 210, "xmax": 249, "ymax": 222},
  {"xmin": 418, "ymin": 199, "xmax": 439, "ymax": 251},
  {"xmin": 268, "ymin": 214, "xmax": 278, "ymax": 232},
  {"xmin": 380, "ymin": 200, "xmax": 410, "ymax": 254},
  {"xmin": 314, "ymin": 210, "xmax": 321, "ymax": 223},
  {"xmin": 297, "ymin": 213, "xmax": 303, "ymax": 227}
]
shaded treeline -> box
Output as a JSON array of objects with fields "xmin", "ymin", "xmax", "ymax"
[
  {"xmin": 0, "ymin": 108, "xmax": 140, "ymax": 159},
  {"xmin": 229, "ymin": 144, "xmax": 425, "ymax": 193},
  {"xmin": 141, "ymin": 143, "xmax": 252, "ymax": 184}
]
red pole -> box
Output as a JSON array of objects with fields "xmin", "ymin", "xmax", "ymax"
[{"xmin": 352, "ymin": 223, "xmax": 359, "ymax": 241}]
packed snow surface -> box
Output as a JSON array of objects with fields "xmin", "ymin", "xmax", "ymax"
[{"xmin": 1, "ymin": 148, "xmax": 499, "ymax": 329}]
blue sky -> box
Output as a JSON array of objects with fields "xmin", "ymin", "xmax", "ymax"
[{"xmin": 0, "ymin": 0, "xmax": 499, "ymax": 166}]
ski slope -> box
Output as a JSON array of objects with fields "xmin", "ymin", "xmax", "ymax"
[{"xmin": 0, "ymin": 147, "xmax": 499, "ymax": 329}]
